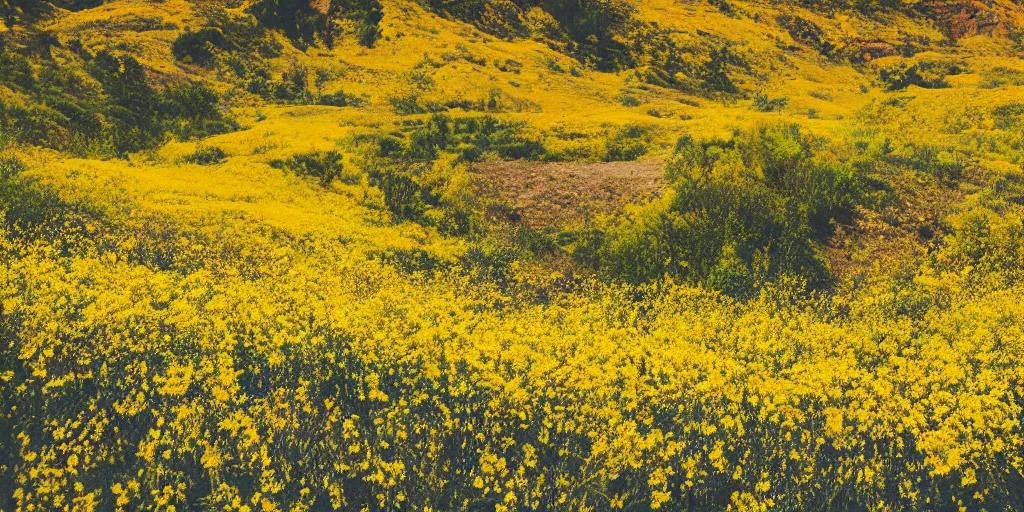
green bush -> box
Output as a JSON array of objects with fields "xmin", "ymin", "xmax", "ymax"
[
  {"xmin": 927, "ymin": 208, "xmax": 1024, "ymax": 286},
  {"xmin": 179, "ymin": 145, "xmax": 226, "ymax": 165},
  {"xmin": 597, "ymin": 123, "xmax": 863, "ymax": 295},
  {"xmin": 416, "ymin": 0, "xmax": 735, "ymax": 95},
  {"xmin": 406, "ymin": 114, "xmax": 546, "ymax": 162},
  {"xmin": 271, "ymin": 150, "xmax": 346, "ymax": 188},
  {"xmin": 0, "ymin": 155, "xmax": 101, "ymax": 243},
  {"xmin": 753, "ymin": 92, "xmax": 788, "ymax": 112},
  {"xmin": 171, "ymin": 28, "xmax": 226, "ymax": 67},
  {"xmin": 776, "ymin": 14, "xmax": 833, "ymax": 55},
  {"xmin": 318, "ymin": 89, "xmax": 360, "ymax": 107},
  {"xmin": 877, "ymin": 60, "xmax": 960, "ymax": 91},
  {"xmin": 390, "ymin": 94, "xmax": 428, "ymax": 115},
  {"xmin": 603, "ymin": 124, "xmax": 650, "ymax": 162},
  {"xmin": 884, "ymin": 144, "xmax": 967, "ymax": 183},
  {"xmin": 247, "ymin": 0, "xmax": 383, "ymax": 48},
  {"xmin": 377, "ymin": 170, "xmax": 426, "ymax": 220},
  {"xmin": 0, "ymin": 50, "xmax": 238, "ymax": 156}
]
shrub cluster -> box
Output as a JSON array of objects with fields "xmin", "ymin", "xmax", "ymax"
[
  {"xmin": 0, "ymin": 48, "xmax": 234, "ymax": 156},
  {"xmin": 595, "ymin": 124, "xmax": 863, "ymax": 295},
  {"xmin": 348, "ymin": 114, "xmax": 545, "ymax": 234},
  {"xmin": 401, "ymin": 114, "xmax": 546, "ymax": 163},
  {"xmin": 416, "ymin": 0, "xmax": 740, "ymax": 95},
  {"xmin": 603, "ymin": 124, "xmax": 650, "ymax": 162},
  {"xmin": 171, "ymin": 28, "xmax": 227, "ymax": 67},
  {"xmin": 271, "ymin": 149, "xmax": 349, "ymax": 188},
  {"xmin": 246, "ymin": 0, "xmax": 383, "ymax": 48},
  {"xmin": 877, "ymin": 60, "xmax": 963, "ymax": 91},
  {"xmin": 179, "ymin": 145, "xmax": 227, "ymax": 166},
  {"xmin": 753, "ymin": 92, "xmax": 789, "ymax": 112},
  {"xmin": 883, "ymin": 143, "xmax": 967, "ymax": 183},
  {"xmin": 776, "ymin": 13, "xmax": 834, "ymax": 55}
]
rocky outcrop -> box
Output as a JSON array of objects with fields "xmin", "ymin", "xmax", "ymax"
[{"xmin": 923, "ymin": 0, "xmax": 1010, "ymax": 39}]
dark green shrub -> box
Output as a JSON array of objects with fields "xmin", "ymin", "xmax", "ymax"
[
  {"xmin": 0, "ymin": 52, "xmax": 36, "ymax": 90},
  {"xmin": 884, "ymin": 144, "xmax": 966, "ymax": 183},
  {"xmin": 355, "ymin": 0, "xmax": 384, "ymax": 47},
  {"xmin": 377, "ymin": 170, "xmax": 426, "ymax": 221},
  {"xmin": 390, "ymin": 94, "xmax": 428, "ymax": 115},
  {"xmin": 179, "ymin": 145, "xmax": 226, "ymax": 165},
  {"xmin": 161, "ymin": 81, "xmax": 236, "ymax": 140},
  {"xmin": 247, "ymin": 0, "xmax": 383, "ymax": 48},
  {"xmin": 878, "ymin": 61, "xmax": 952, "ymax": 91},
  {"xmin": 753, "ymin": 93, "xmax": 788, "ymax": 112},
  {"xmin": 618, "ymin": 94, "xmax": 642, "ymax": 107},
  {"xmin": 319, "ymin": 90, "xmax": 359, "ymax": 107},
  {"xmin": 700, "ymin": 47, "xmax": 739, "ymax": 94},
  {"xmin": 271, "ymin": 150, "xmax": 345, "ymax": 188},
  {"xmin": 404, "ymin": 114, "xmax": 545, "ymax": 162},
  {"xmin": 1011, "ymin": 30, "xmax": 1024, "ymax": 53},
  {"xmin": 597, "ymin": 124, "xmax": 863, "ymax": 295},
  {"xmin": 604, "ymin": 124, "xmax": 649, "ymax": 162},
  {"xmin": 171, "ymin": 28, "xmax": 226, "ymax": 67},
  {"xmin": 776, "ymin": 14, "xmax": 833, "ymax": 55}
]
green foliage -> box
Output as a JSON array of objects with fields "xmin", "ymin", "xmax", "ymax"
[
  {"xmin": 753, "ymin": 92, "xmax": 788, "ymax": 112},
  {"xmin": 160, "ymin": 81, "xmax": 237, "ymax": 141},
  {"xmin": 927, "ymin": 208, "xmax": 1024, "ymax": 287},
  {"xmin": 420, "ymin": 152, "xmax": 484, "ymax": 235},
  {"xmin": 597, "ymin": 124, "xmax": 863, "ymax": 295},
  {"xmin": 992, "ymin": 103, "xmax": 1024, "ymax": 130},
  {"xmin": 247, "ymin": 0, "xmax": 383, "ymax": 48},
  {"xmin": 700, "ymin": 46, "xmax": 739, "ymax": 94},
  {"xmin": 271, "ymin": 150, "xmax": 346, "ymax": 188},
  {"xmin": 417, "ymin": 0, "xmax": 737, "ymax": 95},
  {"xmin": 355, "ymin": 120, "xmax": 514, "ymax": 233},
  {"xmin": 355, "ymin": 0, "xmax": 384, "ymax": 47},
  {"xmin": 0, "ymin": 155, "xmax": 100, "ymax": 244},
  {"xmin": 617, "ymin": 93, "xmax": 642, "ymax": 107},
  {"xmin": 318, "ymin": 89, "xmax": 359, "ymax": 107},
  {"xmin": 603, "ymin": 124, "xmax": 650, "ymax": 162},
  {"xmin": 1010, "ymin": 30, "xmax": 1024, "ymax": 53},
  {"xmin": 0, "ymin": 52, "xmax": 35, "ymax": 90},
  {"xmin": 776, "ymin": 13, "xmax": 833, "ymax": 55},
  {"xmin": 171, "ymin": 28, "xmax": 226, "ymax": 67},
  {"xmin": 405, "ymin": 114, "xmax": 546, "ymax": 162},
  {"xmin": 878, "ymin": 60, "xmax": 962, "ymax": 91},
  {"xmin": 179, "ymin": 145, "xmax": 226, "ymax": 166},
  {"xmin": 0, "ymin": 45, "xmax": 233, "ymax": 156},
  {"xmin": 884, "ymin": 144, "xmax": 966, "ymax": 183}
]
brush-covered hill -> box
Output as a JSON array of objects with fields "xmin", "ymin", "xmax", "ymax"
[{"xmin": 2, "ymin": 1, "xmax": 1024, "ymax": 511}]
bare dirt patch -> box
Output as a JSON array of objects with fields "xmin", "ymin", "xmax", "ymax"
[{"xmin": 472, "ymin": 159, "xmax": 665, "ymax": 228}]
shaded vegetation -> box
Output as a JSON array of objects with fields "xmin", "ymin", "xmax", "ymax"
[
  {"xmin": 271, "ymin": 149, "xmax": 346, "ymax": 188},
  {"xmin": 0, "ymin": 46, "xmax": 234, "ymax": 156},
  {"xmin": 247, "ymin": 0, "xmax": 384, "ymax": 48}
]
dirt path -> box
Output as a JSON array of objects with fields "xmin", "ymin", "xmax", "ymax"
[{"xmin": 472, "ymin": 159, "xmax": 665, "ymax": 228}]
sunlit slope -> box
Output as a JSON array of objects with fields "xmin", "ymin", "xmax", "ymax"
[
  {"xmin": 4, "ymin": 0, "xmax": 1024, "ymax": 510},
  {"xmin": 34, "ymin": 0, "xmax": 1023, "ymax": 155},
  {"xmin": 17, "ymin": 106, "xmax": 466, "ymax": 262}
]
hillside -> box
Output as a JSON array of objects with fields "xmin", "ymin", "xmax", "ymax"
[{"xmin": 2, "ymin": 0, "xmax": 1024, "ymax": 511}]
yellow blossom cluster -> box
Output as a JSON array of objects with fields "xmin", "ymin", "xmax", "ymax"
[{"xmin": 1, "ymin": 179, "xmax": 1022, "ymax": 511}]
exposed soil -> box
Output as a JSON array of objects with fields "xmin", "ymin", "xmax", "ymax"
[{"xmin": 472, "ymin": 159, "xmax": 665, "ymax": 228}]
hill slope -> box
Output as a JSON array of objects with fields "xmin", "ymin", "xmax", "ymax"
[{"xmin": 2, "ymin": 1, "xmax": 1024, "ymax": 511}]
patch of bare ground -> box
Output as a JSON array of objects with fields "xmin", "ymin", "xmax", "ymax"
[{"xmin": 472, "ymin": 159, "xmax": 665, "ymax": 228}]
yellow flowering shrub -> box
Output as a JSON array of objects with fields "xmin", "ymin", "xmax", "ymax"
[
  {"xmin": 1, "ymin": 158, "xmax": 1023, "ymax": 510},
  {"xmin": 2, "ymin": 0, "xmax": 1024, "ymax": 510}
]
